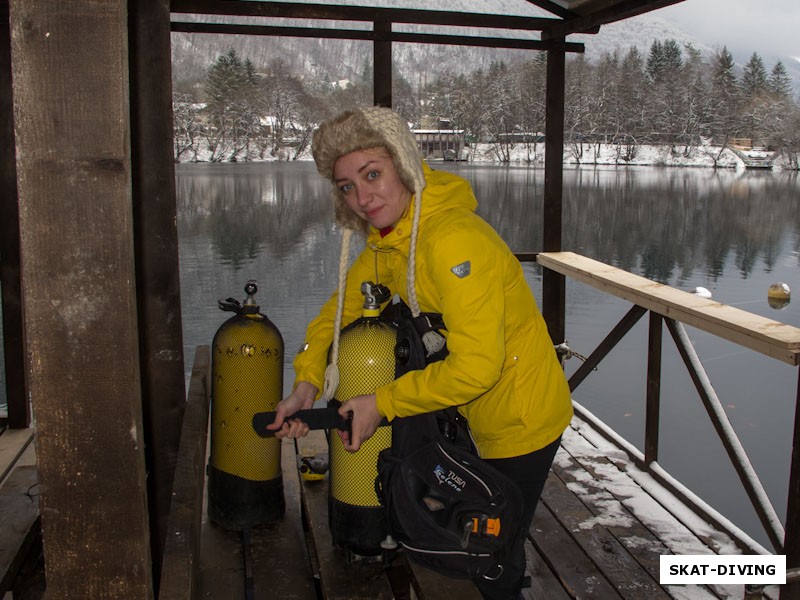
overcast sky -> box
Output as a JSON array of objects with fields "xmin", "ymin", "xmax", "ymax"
[{"xmin": 655, "ymin": 0, "xmax": 799, "ymax": 62}]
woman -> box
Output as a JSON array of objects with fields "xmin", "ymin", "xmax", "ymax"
[{"xmin": 269, "ymin": 106, "xmax": 572, "ymax": 600}]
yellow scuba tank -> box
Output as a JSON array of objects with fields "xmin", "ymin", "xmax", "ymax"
[
  {"xmin": 209, "ymin": 280, "xmax": 285, "ymax": 530},
  {"xmin": 328, "ymin": 281, "xmax": 396, "ymax": 557}
]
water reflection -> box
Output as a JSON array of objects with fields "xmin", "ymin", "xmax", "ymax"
[
  {"xmin": 176, "ymin": 162, "xmax": 333, "ymax": 268},
  {"xmin": 177, "ymin": 163, "xmax": 799, "ymax": 291}
]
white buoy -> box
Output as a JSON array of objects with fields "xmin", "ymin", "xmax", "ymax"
[{"xmin": 692, "ymin": 286, "xmax": 712, "ymax": 299}]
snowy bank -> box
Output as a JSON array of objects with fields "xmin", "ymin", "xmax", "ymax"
[{"xmin": 177, "ymin": 141, "xmax": 797, "ymax": 171}]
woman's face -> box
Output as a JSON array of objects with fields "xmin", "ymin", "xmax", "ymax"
[{"xmin": 333, "ymin": 147, "xmax": 411, "ymax": 230}]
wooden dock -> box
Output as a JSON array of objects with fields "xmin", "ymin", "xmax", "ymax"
[
  {"xmin": 0, "ymin": 405, "xmax": 784, "ymax": 600},
  {"xmin": 187, "ymin": 404, "xmax": 782, "ymax": 598}
]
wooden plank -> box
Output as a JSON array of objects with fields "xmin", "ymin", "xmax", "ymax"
[
  {"xmin": 537, "ymin": 252, "xmax": 800, "ymax": 365},
  {"xmin": 159, "ymin": 345, "xmax": 211, "ymax": 600},
  {"xmin": 541, "ymin": 473, "xmax": 670, "ymax": 599},
  {"xmin": 551, "ymin": 449, "xmax": 672, "ymax": 580},
  {"xmin": 248, "ymin": 437, "xmax": 317, "ymax": 600},
  {"xmin": 296, "ymin": 431, "xmax": 394, "ymax": 600},
  {"xmin": 195, "ymin": 421, "xmax": 244, "ymax": 599},
  {"xmin": 0, "ymin": 428, "xmax": 34, "ymax": 484},
  {"xmin": 561, "ymin": 422, "xmax": 748, "ymax": 600},
  {"xmin": 9, "ymin": 0, "xmax": 153, "ymax": 595},
  {"xmin": 403, "ymin": 556, "xmax": 483, "ymax": 600},
  {"xmin": 522, "ymin": 540, "xmax": 571, "ymax": 600},
  {"xmin": 550, "ymin": 448, "xmax": 725, "ymax": 599},
  {"xmin": 0, "ymin": 465, "xmax": 39, "ymax": 593},
  {"xmin": 530, "ymin": 494, "xmax": 624, "ymax": 598},
  {"xmin": 196, "ymin": 514, "xmax": 244, "ymax": 599}
]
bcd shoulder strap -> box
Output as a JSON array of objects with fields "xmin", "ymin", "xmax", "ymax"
[{"xmin": 382, "ymin": 299, "xmax": 472, "ymax": 454}]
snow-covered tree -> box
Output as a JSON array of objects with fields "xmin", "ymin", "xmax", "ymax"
[
  {"xmin": 767, "ymin": 61, "xmax": 793, "ymax": 100},
  {"xmin": 740, "ymin": 52, "xmax": 769, "ymax": 99},
  {"xmin": 708, "ymin": 46, "xmax": 740, "ymax": 141},
  {"xmin": 204, "ymin": 49, "xmax": 261, "ymax": 161}
]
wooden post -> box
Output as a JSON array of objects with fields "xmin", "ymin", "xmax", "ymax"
[
  {"xmin": 373, "ymin": 20, "xmax": 391, "ymax": 108},
  {"xmin": 128, "ymin": 0, "xmax": 186, "ymax": 589},
  {"xmin": 9, "ymin": 1, "xmax": 154, "ymax": 597},
  {"xmin": 0, "ymin": 0, "xmax": 28, "ymax": 429},
  {"xmin": 542, "ymin": 45, "xmax": 566, "ymax": 344}
]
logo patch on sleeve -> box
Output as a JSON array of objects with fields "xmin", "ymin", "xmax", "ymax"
[{"xmin": 450, "ymin": 261, "xmax": 471, "ymax": 278}]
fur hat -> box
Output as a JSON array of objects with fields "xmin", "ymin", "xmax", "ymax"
[{"xmin": 312, "ymin": 106, "xmax": 426, "ymax": 231}]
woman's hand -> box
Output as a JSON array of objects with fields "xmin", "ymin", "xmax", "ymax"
[
  {"xmin": 337, "ymin": 394, "xmax": 383, "ymax": 452},
  {"xmin": 267, "ymin": 381, "xmax": 318, "ymax": 439}
]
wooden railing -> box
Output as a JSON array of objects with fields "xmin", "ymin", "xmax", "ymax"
[{"xmin": 535, "ymin": 251, "xmax": 800, "ymax": 597}]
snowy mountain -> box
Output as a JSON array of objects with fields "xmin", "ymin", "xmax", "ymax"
[{"xmin": 170, "ymin": 4, "xmax": 799, "ymax": 93}]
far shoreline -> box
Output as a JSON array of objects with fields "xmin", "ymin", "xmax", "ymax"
[{"xmin": 175, "ymin": 142, "xmax": 798, "ymax": 171}]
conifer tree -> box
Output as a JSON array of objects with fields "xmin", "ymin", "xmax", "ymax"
[
  {"xmin": 204, "ymin": 49, "xmax": 261, "ymax": 161},
  {"xmin": 768, "ymin": 61, "xmax": 793, "ymax": 99},
  {"xmin": 740, "ymin": 52, "xmax": 769, "ymax": 99},
  {"xmin": 646, "ymin": 40, "xmax": 664, "ymax": 83},
  {"xmin": 709, "ymin": 46, "xmax": 740, "ymax": 139}
]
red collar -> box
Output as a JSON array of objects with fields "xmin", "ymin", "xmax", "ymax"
[{"xmin": 379, "ymin": 226, "xmax": 394, "ymax": 237}]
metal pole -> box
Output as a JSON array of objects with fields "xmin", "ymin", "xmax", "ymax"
[
  {"xmin": 568, "ymin": 305, "xmax": 646, "ymax": 392},
  {"xmin": 666, "ymin": 319, "xmax": 785, "ymax": 552},
  {"xmin": 645, "ymin": 312, "xmax": 662, "ymax": 464}
]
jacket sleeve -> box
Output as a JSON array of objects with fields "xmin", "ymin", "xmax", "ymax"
[
  {"xmin": 293, "ymin": 241, "xmax": 390, "ymax": 396},
  {"xmin": 376, "ymin": 218, "xmax": 508, "ymax": 419}
]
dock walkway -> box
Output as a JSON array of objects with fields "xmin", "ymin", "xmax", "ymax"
[
  {"xmin": 0, "ymin": 408, "xmax": 781, "ymax": 600},
  {"xmin": 1, "ymin": 341, "xmax": 783, "ymax": 599},
  {"xmin": 192, "ymin": 407, "xmax": 780, "ymax": 600}
]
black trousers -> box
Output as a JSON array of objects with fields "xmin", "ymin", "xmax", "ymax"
[{"xmin": 474, "ymin": 436, "xmax": 562, "ymax": 600}]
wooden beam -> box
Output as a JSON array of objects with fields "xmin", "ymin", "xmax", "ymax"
[
  {"xmin": 129, "ymin": 0, "xmax": 187, "ymax": 588},
  {"xmin": 169, "ymin": 21, "xmax": 585, "ymax": 52},
  {"xmin": 0, "ymin": 0, "xmax": 27, "ymax": 429},
  {"xmin": 537, "ymin": 252, "xmax": 800, "ymax": 365},
  {"xmin": 374, "ymin": 20, "xmax": 391, "ymax": 108},
  {"xmin": 523, "ymin": 0, "xmax": 577, "ymax": 20},
  {"xmin": 9, "ymin": 0, "xmax": 154, "ymax": 596},
  {"xmin": 170, "ymin": 0, "xmax": 568, "ymax": 31},
  {"xmin": 541, "ymin": 0, "xmax": 686, "ymax": 38}
]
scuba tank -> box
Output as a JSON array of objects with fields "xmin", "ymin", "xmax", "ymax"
[
  {"xmin": 328, "ymin": 281, "xmax": 396, "ymax": 557},
  {"xmin": 208, "ymin": 280, "xmax": 285, "ymax": 530}
]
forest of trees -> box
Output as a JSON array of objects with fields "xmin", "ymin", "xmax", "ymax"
[{"xmin": 172, "ymin": 41, "xmax": 800, "ymax": 168}]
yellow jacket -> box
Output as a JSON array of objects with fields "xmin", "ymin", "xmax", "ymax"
[{"xmin": 295, "ymin": 164, "xmax": 572, "ymax": 458}]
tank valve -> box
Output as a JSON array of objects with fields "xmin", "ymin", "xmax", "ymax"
[
  {"xmin": 361, "ymin": 281, "xmax": 391, "ymax": 309},
  {"xmin": 219, "ymin": 280, "xmax": 260, "ymax": 315}
]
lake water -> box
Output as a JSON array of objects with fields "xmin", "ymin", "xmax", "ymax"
[{"xmin": 175, "ymin": 161, "xmax": 799, "ymax": 549}]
